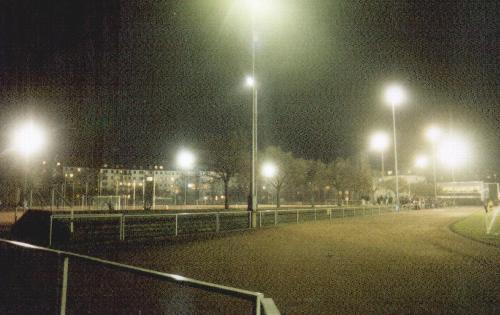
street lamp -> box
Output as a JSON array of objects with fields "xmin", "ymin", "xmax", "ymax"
[
  {"xmin": 176, "ymin": 149, "xmax": 195, "ymax": 206},
  {"xmin": 415, "ymin": 154, "xmax": 429, "ymax": 169},
  {"xmin": 370, "ymin": 132, "xmax": 390, "ymax": 179},
  {"xmin": 425, "ymin": 126, "xmax": 442, "ymax": 199},
  {"xmin": 262, "ymin": 161, "xmax": 277, "ymax": 205},
  {"xmin": 384, "ymin": 84, "xmax": 407, "ymax": 211},
  {"xmin": 245, "ymin": 74, "xmax": 258, "ymax": 214},
  {"xmin": 245, "ymin": 0, "xmax": 262, "ymax": 227},
  {"xmin": 11, "ymin": 120, "xmax": 46, "ymax": 209},
  {"xmin": 262, "ymin": 162, "xmax": 277, "ymax": 178},
  {"xmin": 437, "ymin": 134, "xmax": 470, "ymax": 181}
]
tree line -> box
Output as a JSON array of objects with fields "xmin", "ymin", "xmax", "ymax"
[{"xmin": 203, "ymin": 131, "xmax": 373, "ymax": 209}]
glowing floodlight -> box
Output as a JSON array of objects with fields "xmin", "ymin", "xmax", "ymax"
[
  {"xmin": 385, "ymin": 84, "xmax": 406, "ymax": 106},
  {"xmin": 12, "ymin": 120, "xmax": 46, "ymax": 157},
  {"xmin": 437, "ymin": 135, "xmax": 470, "ymax": 169},
  {"xmin": 262, "ymin": 162, "xmax": 277, "ymax": 178},
  {"xmin": 176, "ymin": 149, "xmax": 195, "ymax": 170},
  {"xmin": 370, "ymin": 132, "xmax": 390, "ymax": 152},
  {"xmin": 415, "ymin": 155, "xmax": 429, "ymax": 169}
]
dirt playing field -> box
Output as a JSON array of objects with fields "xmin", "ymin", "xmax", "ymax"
[{"xmin": 74, "ymin": 207, "xmax": 499, "ymax": 314}]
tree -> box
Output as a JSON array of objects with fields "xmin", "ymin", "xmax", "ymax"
[
  {"xmin": 303, "ymin": 160, "xmax": 329, "ymax": 206},
  {"xmin": 204, "ymin": 131, "xmax": 248, "ymax": 209},
  {"xmin": 353, "ymin": 155, "xmax": 373, "ymax": 201},
  {"xmin": 261, "ymin": 146, "xmax": 296, "ymax": 208}
]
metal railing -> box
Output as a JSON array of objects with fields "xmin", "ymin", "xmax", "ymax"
[
  {"xmin": 48, "ymin": 206, "xmax": 393, "ymax": 246},
  {"xmin": 0, "ymin": 238, "xmax": 279, "ymax": 315},
  {"xmin": 257, "ymin": 206, "xmax": 392, "ymax": 227},
  {"xmin": 49, "ymin": 211, "xmax": 252, "ymax": 246}
]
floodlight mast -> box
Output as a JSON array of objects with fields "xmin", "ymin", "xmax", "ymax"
[
  {"xmin": 370, "ymin": 132, "xmax": 389, "ymax": 179},
  {"xmin": 384, "ymin": 84, "xmax": 406, "ymax": 211},
  {"xmin": 12, "ymin": 120, "xmax": 46, "ymax": 209},
  {"xmin": 425, "ymin": 126, "xmax": 441, "ymax": 200},
  {"xmin": 250, "ymin": 2, "xmax": 258, "ymax": 227},
  {"xmin": 176, "ymin": 149, "xmax": 195, "ymax": 206}
]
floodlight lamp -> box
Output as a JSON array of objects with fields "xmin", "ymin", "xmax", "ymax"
[
  {"xmin": 262, "ymin": 162, "xmax": 277, "ymax": 178},
  {"xmin": 415, "ymin": 155, "xmax": 429, "ymax": 169},
  {"xmin": 426, "ymin": 126, "xmax": 442, "ymax": 143},
  {"xmin": 437, "ymin": 135, "xmax": 470, "ymax": 168},
  {"xmin": 177, "ymin": 149, "xmax": 195, "ymax": 170},
  {"xmin": 12, "ymin": 120, "xmax": 46, "ymax": 157},
  {"xmin": 245, "ymin": 76, "xmax": 255, "ymax": 87},
  {"xmin": 385, "ymin": 84, "xmax": 406, "ymax": 106},
  {"xmin": 370, "ymin": 132, "xmax": 390, "ymax": 152}
]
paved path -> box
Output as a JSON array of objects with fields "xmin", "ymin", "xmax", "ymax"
[{"xmin": 82, "ymin": 207, "xmax": 499, "ymax": 314}]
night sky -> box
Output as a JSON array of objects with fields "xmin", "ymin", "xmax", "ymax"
[{"xmin": 0, "ymin": 0, "xmax": 498, "ymax": 174}]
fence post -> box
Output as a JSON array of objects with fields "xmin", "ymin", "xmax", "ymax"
[
  {"xmin": 296, "ymin": 209, "xmax": 299, "ymax": 223},
  {"xmin": 216, "ymin": 213, "xmax": 220, "ymax": 233},
  {"xmin": 274, "ymin": 210, "xmax": 277, "ymax": 226},
  {"xmin": 329, "ymin": 209, "xmax": 332, "ymax": 220},
  {"xmin": 314, "ymin": 208, "xmax": 317, "ymax": 221},
  {"xmin": 255, "ymin": 294, "xmax": 262, "ymax": 315},
  {"xmin": 59, "ymin": 256, "xmax": 69, "ymax": 315},
  {"xmin": 70, "ymin": 210, "xmax": 74, "ymax": 234},
  {"xmin": 119, "ymin": 215, "xmax": 125, "ymax": 241},
  {"xmin": 175, "ymin": 214, "xmax": 178, "ymax": 236},
  {"xmin": 49, "ymin": 216, "xmax": 53, "ymax": 247},
  {"xmin": 342, "ymin": 208, "xmax": 344, "ymax": 218}
]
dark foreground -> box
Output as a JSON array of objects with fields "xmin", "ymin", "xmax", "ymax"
[
  {"xmin": 2, "ymin": 207, "xmax": 498, "ymax": 314},
  {"xmin": 80, "ymin": 207, "xmax": 498, "ymax": 314}
]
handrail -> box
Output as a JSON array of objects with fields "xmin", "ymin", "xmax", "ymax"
[
  {"xmin": 0, "ymin": 238, "xmax": 277, "ymax": 315},
  {"xmin": 48, "ymin": 206, "xmax": 391, "ymax": 245},
  {"xmin": 51, "ymin": 210, "xmax": 249, "ymax": 219},
  {"xmin": 258, "ymin": 206, "xmax": 390, "ymax": 214},
  {"xmin": 52, "ymin": 213, "xmax": 123, "ymax": 219}
]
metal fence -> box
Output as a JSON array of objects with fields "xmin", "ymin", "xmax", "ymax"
[
  {"xmin": 258, "ymin": 206, "xmax": 393, "ymax": 227},
  {"xmin": 50, "ymin": 211, "xmax": 251, "ymax": 246},
  {"xmin": 0, "ymin": 238, "xmax": 279, "ymax": 315},
  {"xmin": 49, "ymin": 206, "xmax": 393, "ymax": 246}
]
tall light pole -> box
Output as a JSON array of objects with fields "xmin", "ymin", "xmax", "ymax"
[
  {"xmin": 243, "ymin": 0, "xmax": 262, "ymax": 227},
  {"xmin": 132, "ymin": 180, "xmax": 136, "ymax": 209},
  {"xmin": 413, "ymin": 154, "xmax": 430, "ymax": 196},
  {"xmin": 176, "ymin": 149, "xmax": 195, "ymax": 206},
  {"xmin": 246, "ymin": 75, "xmax": 258, "ymax": 215},
  {"xmin": 370, "ymin": 132, "xmax": 390, "ymax": 179},
  {"xmin": 11, "ymin": 120, "xmax": 46, "ymax": 210},
  {"xmin": 425, "ymin": 126, "xmax": 441, "ymax": 200},
  {"xmin": 384, "ymin": 84, "xmax": 406, "ymax": 211}
]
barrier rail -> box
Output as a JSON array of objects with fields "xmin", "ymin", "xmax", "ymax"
[
  {"xmin": 0, "ymin": 238, "xmax": 279, "ymax": 315},
  {"xmin": 48, "ymin": 206, "xmax": 393, "ymax": 246},
  {"xmin": 49, "ymin": 211, "xmax": 252, "ymax": 246},
  {"xmin": 257, "ymin": 206, "xmax": 391, "ymax": 227}
]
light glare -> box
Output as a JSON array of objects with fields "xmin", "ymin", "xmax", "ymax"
[
  {"xmin": 370, "ymin": 132, "xmax": 390, "ymax": 152},
  {"xmin": 262, "ymin": 162, "xmax": 277, "ymax": 178},
  {"xmin": 245, "ymin": 76, "xmax": 255, "ymax": 87},
  {"xmin": 415, "ymin": 155, "xmax": 429, "ymax": 169},
  {"xmin": 385, "ymin": 84, "xmax": 406, "ymax": 106},
  {"xmin": 425, "ymin": 126, "xmax": 442, "ymax": 142},
  {"xmin": 437, "ymin": 135, "xmax": 470, "ymax": 169},
  {"xmin": 177, "ymin": 149, "xmax": 195, "ymax": 170},
  {"xmin": 12, "ymin": 120, "xmax": 46, "ymax": 157}
]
